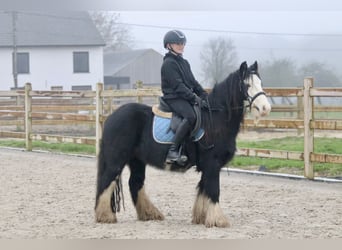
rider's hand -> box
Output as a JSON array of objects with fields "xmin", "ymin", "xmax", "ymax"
[{"xmin": 201, "ymin": 99, "xmax": 209, "ymax": 109}]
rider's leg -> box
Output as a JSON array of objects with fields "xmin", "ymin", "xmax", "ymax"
[
  {"xmin": 167, "ymin": 118, "xmax": 192, "ymax": 161},
  {"xmin": 165, "ymin": 99, "xmax": 196, "ymax": 162}
]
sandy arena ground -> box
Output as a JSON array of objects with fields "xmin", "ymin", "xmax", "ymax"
[{"xmin": 0, "ymin": 147, "xmax": 341, "ymax": 239}]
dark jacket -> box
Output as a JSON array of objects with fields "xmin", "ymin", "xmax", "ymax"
[{"xmin": 161, "ymin": 52, "xmax": 207, "ymax": 102}]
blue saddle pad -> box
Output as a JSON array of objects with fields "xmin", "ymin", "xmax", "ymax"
[{"xmin": 152, "ymin": 115, "xmax": 204, "ymax": 144}]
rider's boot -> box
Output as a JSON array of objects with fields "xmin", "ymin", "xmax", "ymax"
[{"xmin": 166, "ymin": 119, "xmax": 191, "ymax": 163}]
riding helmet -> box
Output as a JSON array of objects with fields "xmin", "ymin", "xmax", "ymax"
[{"xmin": 163, "ymin": 30, "xmax": 187, "ymax": 48}]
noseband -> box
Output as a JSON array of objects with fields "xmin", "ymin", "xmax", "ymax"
[
  {"xmin": 245, "ymin": 90, "xmax": 266, "ymax": 111},
  {"xmin": 239, "ymin": 73, "xmax": 266, "ymax": 112}
]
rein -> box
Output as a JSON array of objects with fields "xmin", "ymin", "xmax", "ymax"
[{"xmin": 197, "ymin": 95, "xmax": 215, "ymax": 150}]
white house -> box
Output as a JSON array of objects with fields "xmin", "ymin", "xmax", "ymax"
[{"xmin": 0, "ymin": 11, "xmax": 105, "ymax": 90}]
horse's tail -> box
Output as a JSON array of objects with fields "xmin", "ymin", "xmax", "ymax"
[
  {"xmin": 111, "ymin": 175, "xmax": 125, "ymax": 213},
  {"xmin": 95, "ymin": 139, "xmax": 125, "ymax": 213}
]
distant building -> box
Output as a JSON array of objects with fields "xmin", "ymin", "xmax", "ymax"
[
  {"xmin": 0, "ymin": 11, "xmax": 105, "ymax": 90},
  {"xmin": 103, "ymin": 49, "xmax": 163, "ymax": 89}
]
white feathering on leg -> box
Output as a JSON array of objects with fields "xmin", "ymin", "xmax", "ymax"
[
  {"xmin": 136, "ymin": 186, "xmax": 165, "ymax": 221},
  {"xmin": 192, "ymin": 193, "xmax": 210, "ymax": 224},
  {"xmin": 205, "ymin": 201, "xmax": 230, "ymax": 228},
  {"xmin": 95, "ymin": 181, "xmax": 117, "ymax": 223}
]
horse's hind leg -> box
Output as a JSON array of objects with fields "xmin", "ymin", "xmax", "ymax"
[
  {"xmin": 95, "ymin": 176, "xmax": 120, "ymax": 223},
  {"xmin": 192, "ymin": 168, "xmax": 229, "ymax": 228},
  {"xmin": 128, "ymin": 158, "xmax": 164, "ymax": 221}
]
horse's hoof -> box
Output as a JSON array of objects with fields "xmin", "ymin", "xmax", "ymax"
[
  {"xmin": 205, "ymin": 217, "xmax": 230, "ymax": 228},
  {"xmin": 138, "ymin": 210, "xmax": 165, "ymax": 221},
  {"xmin": 95, "ymin": 209, "xmax": 117, "ymax": 223}
]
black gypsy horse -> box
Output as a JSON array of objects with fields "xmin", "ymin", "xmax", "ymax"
[{"xmin": 95, "ymin": 61, "xmax": 271, "ymax": 227}]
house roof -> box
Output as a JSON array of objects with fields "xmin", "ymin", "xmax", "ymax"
[
  {"xmin": 104, "ymin": 49, "xmax": 160, "ymax": 75},
  {"xmin": 0, "ymin": 11, "xmax": 105, "ymax": 47}
]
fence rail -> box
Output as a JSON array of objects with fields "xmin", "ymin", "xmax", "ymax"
[{"xmin": 0, "ymin": 79, "xmax": 341, "ymax": 180}]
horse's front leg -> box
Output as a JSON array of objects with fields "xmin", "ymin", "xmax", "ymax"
[
  {"xmin": 192, "ymin": 167, "xmax": 229, "ymax": 228},
  {"xmin": 128, "ymin": 158, "xmax": 164, "ymax": 221}
]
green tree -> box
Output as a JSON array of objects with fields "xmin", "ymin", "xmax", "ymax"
[{"xmin": 200, "ymin": 36, "xmax": 237, "ymax": 87}]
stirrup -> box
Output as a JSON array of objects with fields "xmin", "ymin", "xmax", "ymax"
[
  {"xmin": 166, "ymin": 150, "xmax": 188, "ymax": 164},
  {"xmin": 176, "ymin": 155, "xmax": 188, "ymax": 165},
  {"xmin": 166, "ymin": 154, "xmax": 188, "ymax": 164},
  {"xmin": 166, "ymin": 152, "xmax": 179, "ymax": 162}
]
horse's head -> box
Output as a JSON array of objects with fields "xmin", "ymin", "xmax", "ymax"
[{"xmin": 239, "ymin": 61, "xmax": 271, "ymax": 119}]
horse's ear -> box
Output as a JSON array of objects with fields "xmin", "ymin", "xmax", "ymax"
[
  {"xmin": 239, "ymin": 61, "xmax": 248, "ymax": 79},
  {"xmin": 250, "ymin": 61, "xmax": 258, "ymax": 72}
]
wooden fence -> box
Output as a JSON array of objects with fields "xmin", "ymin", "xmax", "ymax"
[{"xmin": 0, "ymin": 79, "xmax": 341, "ymax": 180}]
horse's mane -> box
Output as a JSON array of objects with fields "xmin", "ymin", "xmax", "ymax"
[
  {"xmin": 200, "ymin": 69, "xmax": 247, "ymax": 145},
  {"xmin": 210, "ymin": 70, "xmax": 244, "ymax": 112},
  {"xmin": 207, "ymin": 68, "xmax": 249, "ymax": 123}
]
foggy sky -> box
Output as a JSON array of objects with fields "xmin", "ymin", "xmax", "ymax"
[
  {"xmin": 4, "ymin": 0, "xmax": 342, "ymax": 11},
  {"xmin": 117, "ymin": 11, "xmax": 342, "ymax": 84}
]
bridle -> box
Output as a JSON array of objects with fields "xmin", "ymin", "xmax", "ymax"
[
  {"xmin": 245, "ymin": 90, "xmax": 267, "ymax": 112},
  {"xmin": 239, "ymin": 72, "xmax": 266, "ymax": 112}
]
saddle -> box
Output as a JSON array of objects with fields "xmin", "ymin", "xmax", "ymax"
[{"xmin": 152, "ymin": 97, "xmax": 204, "ymax": 144}]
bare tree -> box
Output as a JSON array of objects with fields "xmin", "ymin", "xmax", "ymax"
[
  {"xmin": 260, "ymin": 59, "xmax": 340, "ymax": 87},
  {"xmin": 299, "ymin": 61, "xmax": 340, "ymax": 87},
  {"xmin": 89, "ymin": 11, "xmax": 134, "ymax": 52},
  {"xmin": 200, "ymin": 36, "xmax": 237, "ymax": 87}
]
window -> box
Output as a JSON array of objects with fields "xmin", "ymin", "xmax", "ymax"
[
  {"xmin": 15, "ymin": 52, "xmax": 30, "ymax": 74},
  {"xmin": 71, "ymin": 85, "xmax": 92, "ymax": 91},
  {"xmin": 73, "ymin": 51, "xmax": 89, "ymax": 73}
]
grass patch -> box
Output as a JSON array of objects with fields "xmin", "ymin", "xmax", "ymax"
[
  {"xmin": 237, "ymin": 136, "xmax": 342, "ymax": 154},
  {"xmin": 237, "ymin": 137, "xmax": 342, "ymax": 154},
  {"xmin": 232, "ymin": 137, "xmax": 342, "ymax": 177},
  {"xmin": 0, "ymin": 140, "xmax": 95, "ymax": 155}
]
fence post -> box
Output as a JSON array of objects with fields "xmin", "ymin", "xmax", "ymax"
[
  {"xmin": 106, "ymin": 86, "xmax": 114, "ymax": 114},
  {"xmin": 16, "ymin": 91, "xmax": 23, "ymax": 131},
  {"xmin": 136, "ymin": 80, "xmax": 143, "ymax": 103},
  {"xmin": 96, "ymin": 83, "xmax": 104, "ymax": 158},
  {"xmin": 297, "ymin": 96, "xmax": 304, "ymax": 135},
  {"xmin": 24, "ymin": 83, "xmax": 32, "ymax": 151},
  {"xmin": 303, "ymin": 77, "xmax": 314, "ymax": 179}
]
